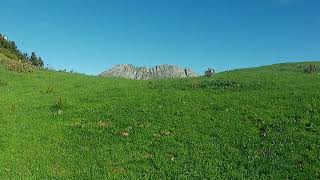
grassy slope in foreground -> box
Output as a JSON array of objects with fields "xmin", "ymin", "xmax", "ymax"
[{"xmin": 0, "ymin": 58, "xmax": 320, "ymax": 179}]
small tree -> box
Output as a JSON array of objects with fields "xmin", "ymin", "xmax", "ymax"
[
  {"xmin": 23, "ymin": 53, "xmax": 29, "ymax": 60},
  {"xmin": 29, "ymin": 52, "xmax": 44, "ymax": 67},
  {"xmin": 204, "ymin": 68, "xmax": 215, "ymax": 77},
  {"xmin": 30, "ymin": 52, "xmax": 38, "ymax": 65},
  {"xmin": 38, "ymin": 57, "xmax": 44, "ymax": 67}
]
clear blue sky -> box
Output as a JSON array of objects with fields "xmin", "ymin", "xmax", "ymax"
[{"xmin": 1, "ymin": 0, "xmax": 319, "ymax": 74}]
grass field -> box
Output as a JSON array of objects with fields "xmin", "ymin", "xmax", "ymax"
[{"xmin": 0, "ymin": 55, "xmax": 319, "ymax": 178}]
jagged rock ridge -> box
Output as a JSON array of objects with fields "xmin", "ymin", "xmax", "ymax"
[{"xmin": 100, "ymin": 64, "xmax": 198, "ymax": 80}]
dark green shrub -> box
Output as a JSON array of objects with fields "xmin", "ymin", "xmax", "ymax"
[
  {"xmin": 204, "ymin": 68, "xmax": 215, "ymax": 77},
  {"xmin": 304, "ymin": 64, "xmax": 319, "ymax": 74}
]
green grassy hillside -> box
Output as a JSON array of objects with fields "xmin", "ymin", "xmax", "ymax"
[{"xmin": 1, "ymin": 54, "xmax": 319, "ymax": 179}]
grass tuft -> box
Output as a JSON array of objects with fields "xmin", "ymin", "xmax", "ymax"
[{"xmin": 0, "ymin": 79, "xmax": 7, "ymax": 86}]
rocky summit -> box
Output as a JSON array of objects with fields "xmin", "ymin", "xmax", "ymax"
[{"xmin": 100, "ymin": 64, "xmax": 199, "ymax": 80}]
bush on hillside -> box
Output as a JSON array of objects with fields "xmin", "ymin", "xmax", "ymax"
[
  {"xmin": 204, "ymin": 68, "xmax": 215, "ymax": 77},
  {"xmin": 304, "ymin": 64, "xmax": 319, "ymax": 74}
]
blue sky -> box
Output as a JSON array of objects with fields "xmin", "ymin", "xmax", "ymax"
[{"xmin": 1, "ymin": 0, "xmax": 319, "ymax": 74}]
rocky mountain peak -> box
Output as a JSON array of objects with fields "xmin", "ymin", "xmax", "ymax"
[{"xmin": 100, "ymin": 64, "xmax": 198, "ymax": 80}]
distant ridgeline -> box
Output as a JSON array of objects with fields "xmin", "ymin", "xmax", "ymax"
[{"xmin": 0, "ymin": 34, "xmax": 44, "ymax": 67}]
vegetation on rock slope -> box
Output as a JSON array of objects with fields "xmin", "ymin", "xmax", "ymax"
[{"xmin": 0, "ymin": 53, "xmax": 319, "ymax": 178}]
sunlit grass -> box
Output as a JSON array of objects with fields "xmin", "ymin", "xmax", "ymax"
[{"xmin": 0, "ymin": 59, "xmax": 319, "ymax": 178}]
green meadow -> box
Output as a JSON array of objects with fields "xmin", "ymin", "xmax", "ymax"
[{"xmin": 1, "ymin": 53, "xmax": 320, "ymax": 178}]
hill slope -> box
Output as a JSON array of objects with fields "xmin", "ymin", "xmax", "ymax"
[{"xmin": 0, "ymin": 57, "xmax": 320, "ymax": 178}]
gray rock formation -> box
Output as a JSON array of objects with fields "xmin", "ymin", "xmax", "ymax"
[{"xmin": 100, "ymin": 64, "xmax": 198, "ymax": 80}]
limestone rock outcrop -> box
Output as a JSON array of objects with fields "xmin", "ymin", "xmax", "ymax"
[{"xmin": 100, "ymin": 64, "xmax": 198, "ymax": 80}]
